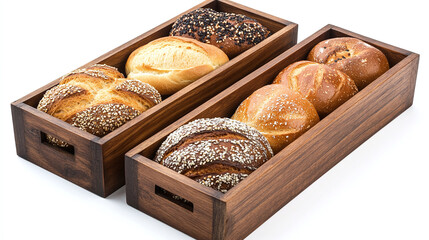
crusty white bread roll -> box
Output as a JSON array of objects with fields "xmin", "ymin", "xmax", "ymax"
[
  {"xmin": 37, "ymin": 64, "xmax": 161, "ymax": 147},
  {"xmin": 273, "ymin": 60, "xmax": 358, "ymax": 116},
  {"xmin": 232, "ymin": 84, "xmax": 319, "ymax": 154},
  {"xmin": 125, "ymin": 36, "xmax": 229, "ymax": 95},
  {"xmin": 308, "ymin": 37, "xmax": 389, "ymax": 90}
]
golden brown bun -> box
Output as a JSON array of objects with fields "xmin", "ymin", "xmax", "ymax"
[
  {"xmin": 125, "ymin": 36, "xmax": 229, "ymax": 95},
  {"xmin": 307, "ymin": 37, "xmax": 389, "ymax": 90},
  {"xmin": 155, "ymin": 118, "xmax": 273, "ymax": 193},
  {"xmin": 232, "ymin": 84, "xmax": 319, "ymax": 154},
  {"xmin": 273, "ymin": 60, "xmax": 358, "ymax": 116},
  {"xmin": 37, "ymin": 64, "xmax": 161, "ymax": 146},
  {"xmin": 170, "ymin": 8, "xmax": 271, "ymax": 58}
]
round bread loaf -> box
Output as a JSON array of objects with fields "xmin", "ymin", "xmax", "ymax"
[
  {"xmin": 273, "ymin": 60, "xmax": 358, "ymax": 116},
  {"xmin": 232, "ymin": 84, "xmax": 319, "ymax": 154},
  {"xmin": 307, "ymin": 37, "xmax": 389, "ymax": 90},
  {"xmin": 125, "ymin": 36, "xmax": 229, "ymax": 95},
  {"xmin": 170, "ymin": 8, "xmax": 271, "ymax": 58},
  {"xmin": 37, "ymin": 64, "xmax": 162, "ymax": 147},
  {"xmin": 154, "ymin": 118, "xmax": 273, "ymax": 193}
]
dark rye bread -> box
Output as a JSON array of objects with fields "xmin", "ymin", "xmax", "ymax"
[
  {"xmin": 170, "ymin": 8, "xmax": 270, "ymax": 58},
  {"xmin": 37, "ymin": 64, "xmax": 161, "ymax": 147},
  {"xmin": 154, "ymin": 118, "xmax": 273, "ymax": 193}
]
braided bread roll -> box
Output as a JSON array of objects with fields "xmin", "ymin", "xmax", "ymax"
[
  {"xmin": 37, "ymin": 64, "xmax": 161, "ymax": 147},
  {"xmin": 155, "ymin": 118, "xmax": 273, "ymax": 193},
  {"xmin": 232, "ymin": 84, "xmax": 319, "ymax": 154},
  {"xmin": 307, "ymin": 37, "xmax": 389, "ymax": 90},
  {"xmin": 273, "ymin": 60, "xmax": 358, "ymax": 116}
]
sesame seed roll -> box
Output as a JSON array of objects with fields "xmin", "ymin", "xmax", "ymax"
[
  {"xmin": 155, "ymin": 118, "xmax": 273, "ymax": 193},
  {"xmin": 170, "ymin": 8, "xmax": 271, "ymax": 58},
  {"xmin": 37, "ymin": 64, "xmax": 161, "ymax": 147}
]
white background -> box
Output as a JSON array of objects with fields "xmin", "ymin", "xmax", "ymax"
[{"xmin": 1, "ymin": 0, "xmax": 428, "ymax": 239}]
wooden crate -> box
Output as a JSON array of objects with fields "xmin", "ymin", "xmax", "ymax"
[
  {"xmin": 125, "ymin": 24, "xmax": 419, "ymax": 240},
  {"xmin": 10, "ymin": 0, "xmax": 298, "ymax": 197}
]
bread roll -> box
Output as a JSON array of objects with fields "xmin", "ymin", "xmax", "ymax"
[
  {"xmin": 273, "ymin": 60, "xmax": 358, "ymax": 116},
  {"xmin": 232, "ymin": 84, "xmax": 319, "ymax": 153},
  {"xmin": 170, "ymin": 8, "xmax": 271, "ymax": 58},
  {"xmin": 38, "ymin": 64, "xmax": 161, "ymax": 147},
  {"xmin": 155, "ymin": 118, "xmax": 273, "ymax": 193},
  {"xmin": 308, "ymin": 37, "xmax": 389, "ymax": 90},
  {"xmin": 125, "ymin": 36, "xmax": 229, "ymax": 95}
]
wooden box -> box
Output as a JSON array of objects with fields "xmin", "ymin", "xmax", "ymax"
[
  {"xmin": 125, "ymin": 24, "xmax": 419, "ymax": 240},
  {"xmin": 10, "ymin": 0, "xmax": 297, "ymax": 197}
]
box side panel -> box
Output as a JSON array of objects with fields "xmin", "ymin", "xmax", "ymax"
[
  {"xmin": 126, "ymin": 155, "xmax": 221, "ymax": 240},
  {"xmin": 11, "ymin": 103, "xmax": 27, "ymax": 159},
  {"xmin": 16, "ymin": 105, "xmax": 104, "ymax": 195},
  {"xmin": 223, "ymin": 55, "xmax": 419, "ymax": 240}
]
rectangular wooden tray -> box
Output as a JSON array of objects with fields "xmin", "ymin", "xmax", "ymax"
[
  {"xmin": 10, "ymin": 0, "xmax": 297, "ymax": 197},
  {"xmin": 125, "ymin": 24, "xmax": 419, "ymax": 240}
]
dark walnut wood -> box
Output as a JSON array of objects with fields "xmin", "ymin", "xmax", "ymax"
[
  {"xmin": 10, "ymin": 0, "xmax": 298, "ymax": 197},
  {"xmin": 125, "ymin": 24, "xmax": 419, "ymax": 239}
]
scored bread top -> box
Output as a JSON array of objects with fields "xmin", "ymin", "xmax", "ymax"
[
  {"xmin": 154, "ymin": 118, "xmax": 273, "ymax": 193},
  {"xmin": 37, "ymin": 64, "xmax": 161, "ymax": 138},
  {"xmin": 307, "ymin": 37, "xmax": 389, "ymax": 90},
  {"xmin": 273, "ymin": 60, "xmax": 358, "ymax": 116},
  {"xmin": 232, "ymin": 84, "xmax": 320, "ymax": 154},
  {"xmin": 155, "ymin": 117, "xmax": 273, "ymax": 162},
  {"xmin": 125, "ymin": 36, "xmax": 229, "ymax": 95}
]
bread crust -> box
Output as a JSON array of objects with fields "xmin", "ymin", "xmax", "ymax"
[
  {"xmin": 125, "ymin": 36, "xmax": 229, "ymax": 95},
  {"xmin": 155, "ymin": 118, "xmax": 273, "ymax": 193},
  {"xmin": 170, "ymin": 8, "xmax": 270, "ymax": 58},
  {"xmin": 308, "ymin": 37, "xmax": 389, "ymax": 90},
  {"xmin": 37, "ymin": 65, "xmax": 161, "ymax": 146},
  {"xmin": 273, "ymin": 60, "xmax": 358, "ymax": 116},
  {"xmin": 232, "ymin": 84, "xmax": 320, "ymax": 154}
]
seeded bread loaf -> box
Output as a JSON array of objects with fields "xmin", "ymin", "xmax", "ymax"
[
  {"xmin": 37, "ymin": 64, "xmax": 161, "ymax": 147},
  {"xmin": 273, "ymin": 60, "xmax": 358, "ymax": 116},
  {"xmin": 232, "ymin": 84, "xmax": 319, "ymax": 154},
  {"xmin": 125, "ymin": 36, "xmax": 229, "ymax": 95},
  {"xmin": 154, "ymin": 118, "xmax": 273, "ymax": 193},
  {"xmin": 170, "ymin": 8, "xmax": 271, "ymax": 58},
  {"xmin": 307, "ymin": 37, "xmax": 389, "ymax": 90}
]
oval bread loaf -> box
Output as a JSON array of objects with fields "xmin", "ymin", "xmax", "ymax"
[
  {"xmin": 37, "ymin": 64, "xmax": 161, "ymax": 147},
  {"xmin": 308, "ymin": 37, "xmax": 389, "ymax": 90},
  {"xmin": 170, "ymin": 8, "xmax": 271, "ymax": 58},
  {"xmin": 273, "ymin": 60, "xmax": 358, "ymax": 116},
  {"xmin": 155, "ymin": 118, "xmax": 273, "ymax": 193},
  {"xmin": 125, "ymin": 36, "xmax": 229, "ymax": 95},
  {"xmin": 232, "ymin": 84, "xmax": 319, "ymax": 153}
]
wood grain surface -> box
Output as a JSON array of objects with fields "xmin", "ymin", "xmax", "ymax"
[
  {"xmin": 11, "ymin": 0, "xmax": 298, "ymax": 197},
  {"xmin": 125, "ymin": 24, "xmax": 419, "ymax": 239}
]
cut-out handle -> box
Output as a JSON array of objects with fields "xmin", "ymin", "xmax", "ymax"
[
  {"xmin": 155, "ymin": 185, "xmax": 194, "ymax": 212},
  {"xmin": 40, "ymin": 131, "xmax": 75, "ymax": 155}
]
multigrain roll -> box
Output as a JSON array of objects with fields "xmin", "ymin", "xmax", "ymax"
[
  {"xmin": 37, "ymin": 64, "xmax": 161, "ymax": 147},
  {"xmin": 308, "ymin": 37, "xmax": 389, "ymax": 90},
  {"xmin": 125, "ymin": 36, "xmax": 229, "ymax": 95},
  {"xmin": 273, "ymin": 60, "xmax": 358, "ymax": 116},
  {"xmin": 232, "ymin": 84, "xmax": 319, "ymax": 153},
  {"xmin": 155, "ymin": 118, "xmax": 273, "ymax": 193},
  {"xmin": 170, "ymin": 8, "xmax": 271, "ymax": 58}
]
